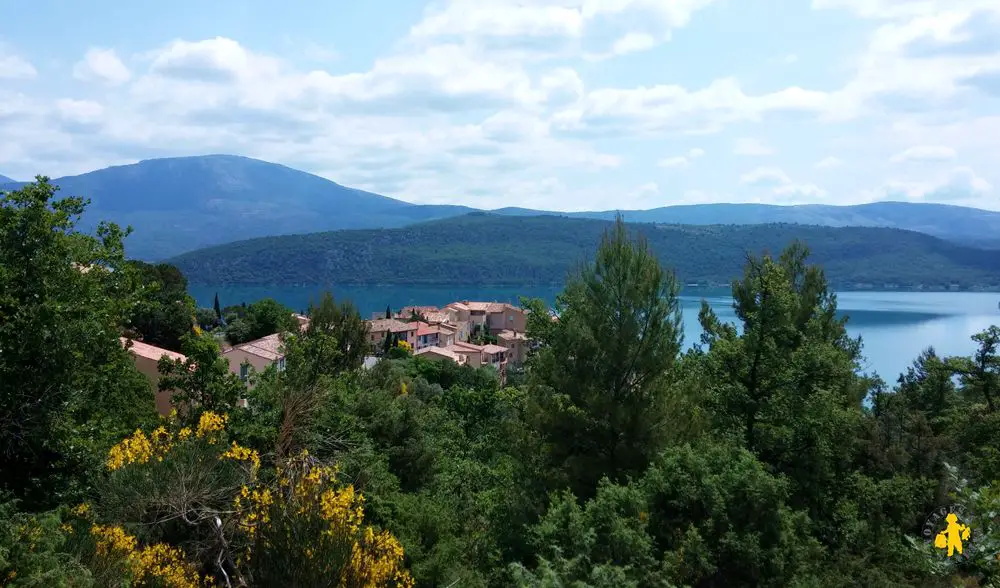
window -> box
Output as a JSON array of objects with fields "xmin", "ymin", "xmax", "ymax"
[
  {"xmin": 239, "ymin": 364, "xmax": 249, "ymax": 381},
  {"xmin": 277, "ymin": 357, "xmax": 286, "ymax": 372}
]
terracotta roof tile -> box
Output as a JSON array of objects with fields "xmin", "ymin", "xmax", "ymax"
[
  {"xmin": 415, "ymin": 346, "xmax": 459, "ymax": 361},
  {"xmin": 423, "ymin": 311, "xmax": 451, "ymax": 324},
  {"xmin": 368, "ymin": 319, "xmax": 417, "ymax": 333},
  {"xmin": 451, "ymin": 341, "xmax": 484, "ymax": 352},
  {"xmin": 229, "ymin": 333, "xmax": 284, "ymax": 361},
  {"xmin": 121, "ymin": 337, "xmax": 187, "ymax": 363},
  {"xmin": 415, "ymin": 323, "xmax": 440, "ymax": 336},
  {"xmin": 497, "ymin": 330, "xmax": 526, "ymax": 341}
]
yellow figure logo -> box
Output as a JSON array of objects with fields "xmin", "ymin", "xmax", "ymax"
[{"xmin": 933, "ymin": 513, "xmax": 971, "ymax": 557}]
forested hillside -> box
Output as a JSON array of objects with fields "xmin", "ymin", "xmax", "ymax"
[
  {"xmin": 4, "ymin": 178, "xmax": 1000, "ymax": 587},
  {"xmin": 171, "ymin": 213, "xmax": 1000, "ymax": 290}
]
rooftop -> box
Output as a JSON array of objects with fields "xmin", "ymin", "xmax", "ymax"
[
  {"xmin": 498, "ymin": 330, "xmax": 527, "ymax": 341},
  {"xmin": 415, "ymin": 322, "xmax": 440, "ymax": 337},
  {"xmin": 229, "ymin": 333, "xmax": 284, "ymax": 361},
  {"xmin": 423, "ymin": 311, "xmax": 452, "ymax": 324},
  {"xmin": 451, "ymin": 341, "xmax": 484, "ymax": 353},
  {"xmin": 121, "ymin": 337, "xmax": 187, "ymax": 363},
  {"xmin": 369, "ymin": 318, "xmax": 417, "ymax": 333},
  {"xmin": 416, "ymin": 346, "xmax": 461, "ymax": 361}
]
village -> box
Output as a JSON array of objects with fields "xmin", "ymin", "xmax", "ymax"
[{"xmin": 120, "ymin": 299, "xmax": 532, "ymax": 416}]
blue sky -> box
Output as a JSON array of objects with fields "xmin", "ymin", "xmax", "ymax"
[{"xmin": 1, "ymin": 0, "xmax": 998, "ymax": 211}]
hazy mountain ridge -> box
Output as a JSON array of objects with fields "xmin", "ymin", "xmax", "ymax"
[
  {"xmin": 490, "ymin": 202, "xmax": 1000, "ymax": 245},
  {"xmin": 4, "ymin": 155, "xmax": 475, "ymax": 260},
  {"xmin": 169, "ymin": 213, "xmax": 1000, "ymax": 290},
  {"xmin": 6, "ymin": 155, "xmax": 1000, "ymax": 260}
]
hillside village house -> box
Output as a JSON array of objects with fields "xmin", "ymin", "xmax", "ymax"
[
  {"xmin": 368, "ymin": 319, "xmax": 418, "ymax": 349},
  {"xmin": 497, "ymin": 329, "xmax": 528, "ymax": 365},
  {"xmin": 370, "ymin": 300, "xmax": 531, "ymax": 381},
  {"xmin": 223, "ymin": 333, "xmax": 286, "ymax": 383},
  {"xmin": 120, "ymin": 337, "xmax": 186, "ymax": 417},
  {"xmin": 122, "ymin": 313, "xmax": 325, "ymax": 414}
]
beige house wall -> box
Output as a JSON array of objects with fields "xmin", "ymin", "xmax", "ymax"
[
  {"xmin": 131, "ymin": 355, "xmax": 177, "ymax": 417},
  {"xmin": 488, "ymin": 309, "xmax": 527, "ymax": 334},
  {"xmin": 224, "ymin": 348, "xmax": 278, "ymax": 382}
]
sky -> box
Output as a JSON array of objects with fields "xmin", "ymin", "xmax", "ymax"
[{"xmin": 1, "ymin": 0, "xmax": 999, "ymax": 211}]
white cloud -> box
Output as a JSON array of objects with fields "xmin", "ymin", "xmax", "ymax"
[
  {"xmin": 552, "ymin": 78, "xmax": 829, "ymax": 137},
  {"xmin": 741, "ymin": 166, "xmax": 827, "ymax": 200},
  {"xmin": 148, "ymin": 37, "xmax": 281, "ymax": 82},
  {"xmin": 609, "ymin": 32, "xmax": 658, "ymax": 56},
  {"xmin": 7, "ymin": 0, "xmax": 1000, "ymax": 212},
  {"xmin": 774, "ymin": 183, "xmax": 827, "ymax": 198},
  {"xmin": 73, "ymin": 48, "xmax": 131, "ymax": 84},
  {"xmin": 407, "ymin": 0, "xmax": 718, "ymax": 60},
  {"xmin": 815, "ymin": 156, "xmax": 843, "ymax": 169},
  {"xmin": 811, "ymin": 0, "xmax": 998, "ymax": 20},
  {"xmin": 889, "ymin": 145, "xmax": 957, "ymax": 163},
  {"xmin": 740, "ymin": 167, "xmax": 791, "ymax": 187},
  {"xmin": 0, "ymin": 51, "xmax": 37, "ymax": 80},
  {"xmin": 55, "ymin": 99, "xmax": 104, "ymax": 124},
  {"xmin": 733, "ymin": 137, "xmax": 774, "ymax": 156},
  {"xmin": 658, "ymin": 147, "xmax": 705, "ymax": 168},
  {"xmin": 874, "ymin": 166, "xmax": 992, "ymax": 202},
  {"xmin": 812, "ymin": 4, "xmax": 1000, "ymax": 121}
]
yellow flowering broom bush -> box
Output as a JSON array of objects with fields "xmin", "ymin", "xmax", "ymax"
[
  {"xmin": 72, "ymin": 411, "xmax": 413, "ymax": 587},
  {"xmin": 237, "ymin": 450, "xmax": 414, "ymax": 587}
]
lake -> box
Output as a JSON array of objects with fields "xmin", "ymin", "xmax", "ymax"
[{"xmin": 189, "ymin": 285, "xmax": 1000, "ymax": 384}]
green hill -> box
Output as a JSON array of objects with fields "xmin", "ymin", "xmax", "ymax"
[{"xmin": 169, "ymin": 213, "xmax": 1000, "ymax": 290}]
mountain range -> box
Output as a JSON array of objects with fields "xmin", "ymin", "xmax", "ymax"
[
  {"xmin": 169, "ymin": 214, "xmax": 1000, "ymax": 290},
  {"xmin": 0, "ymin": 174, "xmax": 15, "ymax": 184},
  {"xmin": 3, "ymin": 155, "xmax": 1000, "ymax": 260}
]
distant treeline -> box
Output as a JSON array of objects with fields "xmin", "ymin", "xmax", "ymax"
[{"xmin": 170, "ymin": 213, "xmax": 1000, "ymax": 290}]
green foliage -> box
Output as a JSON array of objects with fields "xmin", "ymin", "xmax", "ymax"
[
  {"xmin": 224, "ymin": 297, "xmax": 297, "ymax": 345},
  {"xmin": 518, "ymin": 442, "xmax": 822, "ymax": 587},
  {"xmin": 194, "ymin": 306, "xmax": 219, "ymax": 330},
  {"xmin": 9, "ymin": 177, "xmax": 1000, "ymax": 588},
  {"xmin": 526, "ymin": 215, "xmax": 684, "ymax": 498},
  {"xmin": 0, "ymin": 178, "xmax": 154, "ymax": 509},
  {"xmin": 124, "ymin": 261, "xmax": 196, "ymax": 352},
  {"xmin": 0, "ymin": 500, "xmax": 93, "ymax": 586},
  {"xmin": 157, "ymin": 333, "xmax": 245, "ymax": 416}
]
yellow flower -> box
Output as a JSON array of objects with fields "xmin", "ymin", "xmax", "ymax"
[
  {"xmin": 90, "ymin": 525, "xmax": 204, "ymax": 588},
  {"xmin": 195, "ymin": 411, "xmax": 227, "ymax": 443},
  {"xmin": 106, "ymin": 426, "xmax": 174, "ymax": 470},
  {"xmin": 220, "ymin": 441, "xmax": 261, "ymax": 473}
]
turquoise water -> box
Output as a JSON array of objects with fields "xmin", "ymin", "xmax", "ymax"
[{"xmin": 189, "ymin": 285, "xmax": 1000, "ymax": 384}]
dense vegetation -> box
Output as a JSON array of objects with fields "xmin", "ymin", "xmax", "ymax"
[
  {"xmin": 170, "ymin": 213, "xmax": 1000, "ymax": 290},
  {"xmin": 3, "ymin": 178, "xmax": 1000, "ymax": 586}
]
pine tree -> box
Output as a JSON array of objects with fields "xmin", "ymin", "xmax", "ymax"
[{"xmin": 213, "ymin": 292, "xmax": 222, "ymax": 320}]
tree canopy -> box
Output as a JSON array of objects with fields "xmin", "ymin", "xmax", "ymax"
[{"xmin": 3, "ymin": 179, "xmax": 1000, "ymax": 587}]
